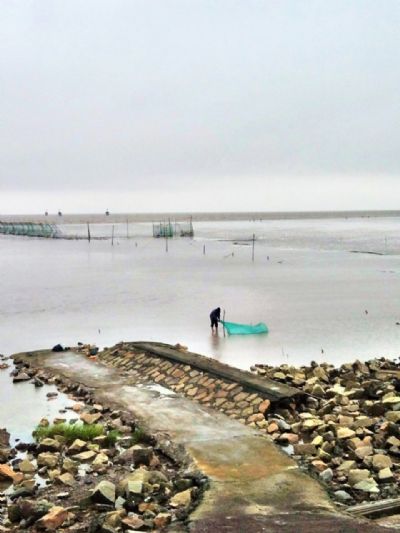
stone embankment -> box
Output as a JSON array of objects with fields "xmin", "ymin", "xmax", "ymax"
[
  {"xmin": 92, "ymin": 341, "xmax": 300, "ymax": 432},
  {"xmin": 0, "ymin": 357, "xmax": 206, "ymax": 532},
  {"xmin": 251, "ymin": 358, "xmax": 400, "ymax": 506}
]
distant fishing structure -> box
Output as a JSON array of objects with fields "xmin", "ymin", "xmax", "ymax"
[
  {"xmin": 0, "ymin": 221, "xmax": 59, "ymax": 238},
  {"xmin": 152, "ymin": 217, "xmax": 194, "ymax": 238}
]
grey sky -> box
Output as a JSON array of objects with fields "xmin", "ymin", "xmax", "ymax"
[{"xmin": 1, "ymin": 0, "xmax": 400, "ymax": 213}]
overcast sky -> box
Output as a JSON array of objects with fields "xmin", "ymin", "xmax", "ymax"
[{"xmin": 1, "ymin": 0, "xmax": 400, "ymax": 213}]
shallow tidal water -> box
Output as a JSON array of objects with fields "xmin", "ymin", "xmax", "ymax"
[
  {"xmin": 1, "ymin": 215, "xmax": 400, "ymax": 373},
  {"xmin": 0, "ymin": 365, "xmax": 74, "ymax": 445}
]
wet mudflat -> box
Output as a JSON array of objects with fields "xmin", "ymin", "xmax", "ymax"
[{"xmin": 1, "ymin": 215, "xmax": 400, "ymax": 369}]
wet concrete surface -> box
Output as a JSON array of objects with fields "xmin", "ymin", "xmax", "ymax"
[{"xmin": 13, "ymin": 349, "xmax": 398, "ymax": 532}]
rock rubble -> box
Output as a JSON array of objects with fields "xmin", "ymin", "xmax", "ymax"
[{"xmin": 251, "ymin": 357, "xmax": 400, "ymax": 505}]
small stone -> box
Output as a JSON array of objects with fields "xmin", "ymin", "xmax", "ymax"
[
  {"xmin": 36, "ymin": 506, "xmax": 68, "ymax": 530},
  {"xmin": 293, "ymin": 443, "xmax": 317, "ymax": 455},
  {"xmin": 354, "ymin": 445, "xmax": 373, "ymax": 460},
  {"xmin": 311, "ymin": 435, "xmax": 323, "ymax": 446},
  {"xmin": 37, "ymin": 452, "xmax": 60, "ymax": 468},
  {"xmin": 13, "ymin": 372, "xmax": 31, "ymax": 382},
  {"xmin": 0, "ymin": 464, "xmax": 23, "ymax": 483},
  {"xmin": 378, "ymin": 467, "xmax": 394, "ymax": 481},
  {"xmin": 72, "ymin": 450, "xmax": 96, "ymax": 462},
  {"xmin": 258, "ymin": 399, "xmax": 271, "ymax": 414},
  {"xmin": 93, "ymin": 452, "xmax": 109, "ymax": 466},
  {"xmin": 62, "ymin": 458, "xmax": 78, "ymax": 473},
  {"xmin": 319, "ymin": 468, "xmax": 333, "ymax": 482},
  {"xmin": 68, "ymin": 439, "xmax": 87, "ymax": 454},
  {"xmin": 80, "ymin": 412, "xmax": 102, "ymax": 425},
  {"xmin": 382, "ymin": 396, "xmax": 400, "ymax": 405},
  {"xmin": 311, "ymin": 460, "xmax": 327, "ymax": 473},
  {"xmin": 170, "ymin": 488, "xmax": 192, "ymax": 509},
  {"xmin": 333, "ymin": 490, "xmax": 352, "ymax": 502},
  {"xmin": 353, "ymin": 479, "xmax": 379, "ymax": 493},
  {"xmin": 336, "ymin": 427, "xmax": 356, "ymax": 439},
  {"xmin": 302, "ymin": 419, "xmax": 323, "ymax": 430},
  {"xmin": 267, "ymin": 422, "xmax": 279, "ymax": 434},
  {"xmin": 18, "ymin": 459, "xmax": 36, "ymax": 473},
  {"xmin": 121, "ymin": 514, "xmax": 145, "ymax": 530},
  {"xmin": 277, "ymin": 433, "xmax": 299, "ymax": 445},
  {"xmin": 348, "ymin": 469, "xmax": 370, "ymax": 486},
  {"xmin": 126, "ymin": 480, "xmax": 143, "ymax": 496},
  {"xmin": 372, "ymin": 454, "xmax": 392, "ymax": 471},
  {"xmin": 337, "ymin": 460, "xmax": 356, "ymax": 473},
  {"xmin": 57, "ymin": 473, "xmax": 75, "ymax": 487},
  {"xmin": 154, "ymin": 512, "xmax": 172, "ymax": 529},
  {"xmin": 91, "ymin": 480, "xmax": 116, "ymax": 505},
  {"xmin": 38, "ymin": 438, "xmax": 62, "ymax": 452}
]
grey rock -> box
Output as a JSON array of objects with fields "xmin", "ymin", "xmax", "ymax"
[{"xmin": 333, "ymin": 490, "xmax": 352, "ymax": 502}]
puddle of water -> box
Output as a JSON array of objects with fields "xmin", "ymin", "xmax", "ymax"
[
  {"xmin": 139, "ymin": 383, "xmax": 177, "ymax": 397},
  {"xmin": 0, "ymin": 363, "xmax": 75, "ymax": 446}
]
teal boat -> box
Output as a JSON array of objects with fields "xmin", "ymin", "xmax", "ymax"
[{"xmin": 220, "ymin": 320, "xmax": 268, "ymax": 335}]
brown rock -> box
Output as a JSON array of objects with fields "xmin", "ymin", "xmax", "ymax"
[
  {"xmin": 56, "ymin": 473, "xmax": 75, "ymax": 486},
  {"xmin": 170, "ymin": 488, "xmax": 192, "ymax": 508},
  {"xmin": 37, "ymin": 452, "xmax": 60, "ymax": 468},
  {"xmin": 68, "ymin": 439, "xmax": 87, "ymax": 454},
  {"xmin": 258, "ymin": 399, "xmax": 271, "ymax": 414},
  {"xmin": 18, "ymin": 459, "xmax": 36, "ymax": 473},
  {"xmin": 80, "ymin": 412, "xmax": 102, "ymax": 425},
  {"xmin": 354, "ymin": 446, "xmax": 373, "ymax": 460},
  {"xmin": 294, "ymin": 443, "xmax": 317, "ymax": 455},
  {"xmin": 267, "ymin": 422, "xmax": 279, "ymax": 434},
  {"xmin": 154, "ymin": 512, "xmax": 172, "ymax": 529},
  {"xmin": 36, "ymin": 506, "xmax": 68, "ymax": 530},
  {"xmin": 72, "ymin": 450, "xmax": 96, "ymax": 462},
  {"xmin": 336, "ymin": 427, "xmax": 356, "ymax": 439},
  {"xmin": 348, "ymin": 469, "xmax": 370, "ymax": 486},
  {"xmin": 372, "ymin": 454, "xmax": 392, "ymax": 471},
  {"xmin": 277, "ymin": 433, "xmax": 299, "ymax": 445},
  {"xmin": 311, "ymin": 460, "xmax": 328, "ymax": 472},
  {"xmin": 0, "ymin": 464, "xmax": 23, "ymax": 483},
  {"xmin": 121, "ymin": 514, "xmax": 145, "ymax": 530}
]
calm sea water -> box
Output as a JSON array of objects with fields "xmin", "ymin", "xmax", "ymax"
[{"xmin": 1, "ymin": 213, "xmax": 400, "ymax": 371}]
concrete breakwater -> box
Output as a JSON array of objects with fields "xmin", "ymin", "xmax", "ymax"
[
  {"xmin": 10, "ymin": 346, "xmax": 394, "ymax": 532},
  {"xmin": 93, "ymin": 343, "xmax": 400, "ymax": 513},
  {"xmin": 95, "ymin": 341, "xmax": 301, "ymax": 430}
]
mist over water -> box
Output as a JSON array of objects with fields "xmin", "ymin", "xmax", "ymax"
[{"xmin": 1, "ymin": 214, "xmax": 400, "ymax": 370}]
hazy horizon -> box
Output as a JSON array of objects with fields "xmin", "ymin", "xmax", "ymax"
[{"xmin": 2, "ymin": 1, "xmax": 400, "ymax": 213}]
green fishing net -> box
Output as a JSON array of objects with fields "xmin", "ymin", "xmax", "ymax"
[{"xmin": 220, "ymin": 321, "xmax": 268, "ymax": 335}]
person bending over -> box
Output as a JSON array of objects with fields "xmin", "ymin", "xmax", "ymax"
[{"xmin": 210, "ymin": 307, "xmax": 221, "ymax": 331}]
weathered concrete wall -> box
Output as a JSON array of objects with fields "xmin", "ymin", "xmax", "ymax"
[{"xmin": 95, "ymin": 341, "xmax": 300, "ymax": 434}]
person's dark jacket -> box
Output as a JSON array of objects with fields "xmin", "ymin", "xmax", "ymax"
[{"xmin": 210, "ymin": 307, "xmax": 221, "ymax": 321}]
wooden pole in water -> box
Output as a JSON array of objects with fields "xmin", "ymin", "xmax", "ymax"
[
  {"xmin": 252, "ymin": 233, "xmax": 255, "ymax": 262},
  {"xmin": 87, "ymin": 222, "xmax": 91, "ymax": 243},
  {"xmin": 111, "ymin": 225, "xmax": 115, "ymax": 246},
  {"xmin": 203, "ymin": 244, "xmax": 206, "ymax": 255}
]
